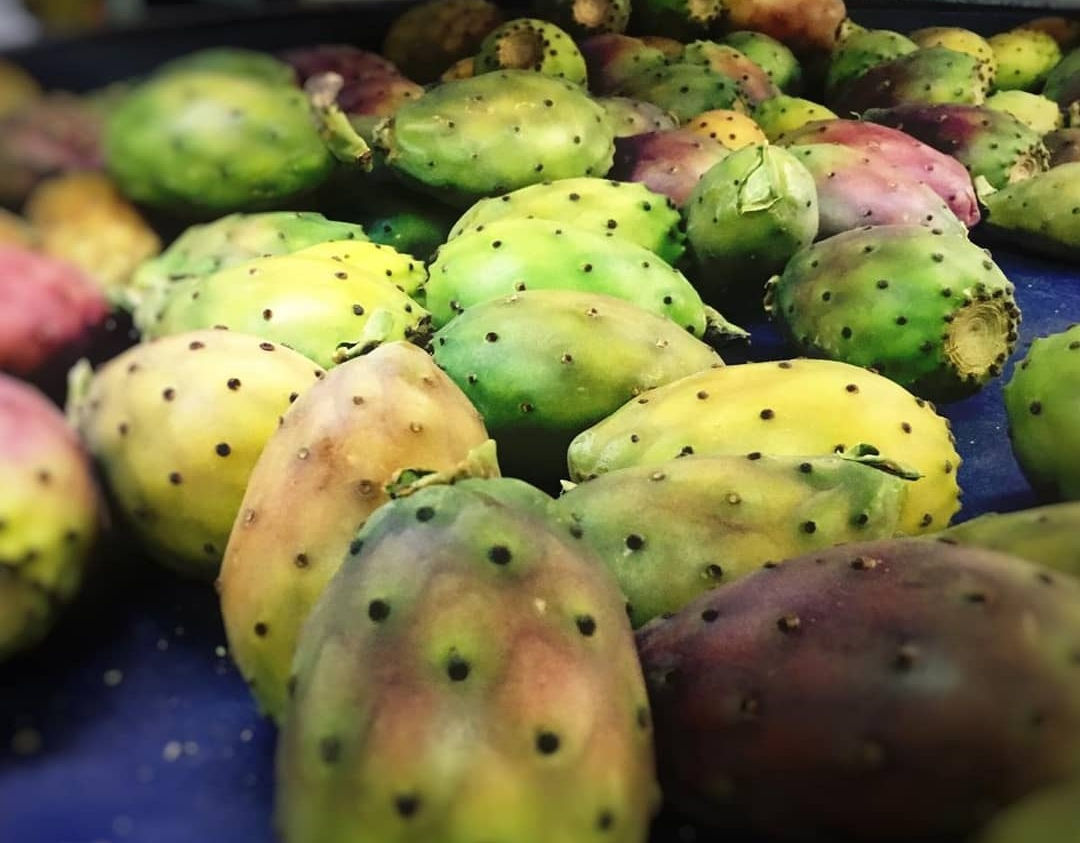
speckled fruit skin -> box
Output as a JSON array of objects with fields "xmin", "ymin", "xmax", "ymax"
[
  {"xmin": 985, "ymin": 91, "xmax": 1063, "ymax": 135},
  {"xmin": 628, "ymin": 0, "xmax": 722, "ymax": 41},
  {"xmin": 426, "ymin": 217, "xmax": 702, "ymax": 330},
  {"xmin": 68, "ymin": 330, "xmax": 323, "ymax": 579},
  {"xmin": 276, "ymin": 479, "xmax": 660, "ymax": 843},
  {"xmin": 976, "ymin": 780, "xmax": 1080, "ymax": 843},
  {"xmin": 752, "ymin": 95, "xmax": 836, "ymax": 141},
  {"xmin": 432, "ymin": 289, "xmax": 722, "ymax": 478},
  {"xmin": 555, "ymin": 451, "xmax": 911, "ymax": 627},
  {"xmin": 579, "ymin": 34, "xmax": 667, "ymax": 95},
  {"xmin": 0, "ymin": 246, "xmax": 109, "ymax": 381},
  {"xmin": 636, "ymin": 538, "xmax": 1080, "ymax": 841},
  {"xmin": 829, "ymin": 47, "xmax": 991, "ymax": 114},
  {"xmin": 719, "ymin": 0, "xmax": 847, "ymax": 54},
  {"xmin": 909, "ymin": 27, "xmax": 997, "ymax": 86},
  {"xmin": 596, "ymin": 96, "xmax": 678, "ymax": 137},
  {"xmin": 980, "ymin": 163, "xmax": 1080, "ymax": 263},
  {"xmin": 610, "ymin": 129, "xmax": 730, "ymax": 206},
  {"xmin": 0, "ymin": 374, "xmax": 101, "ymax": 661},
  {"xmin": 617, "ymin": 62, "xmax": 748, "ymax": 123},
  {"xmin": 935, "ymin": 502, "xmax": 1080, "ymax": 577},
  {"xmin": 139, "ymin": 254, "xmax": 429, "ymax": 369},
  {"xmin": 686, "ymin": 144, "xmax": 819, "ymax": 304},
  {"xmin": 681, "ymin": 41, "xmax": 779, "ymax": 105},
  {"xmin": 825, "ymin": 28, "xmax": 918, "ymax": 105},
  {"xmin": 1046, "ymin": 128, "xmax": 1080, "ymax": 168},
  {"xmin": 767, "ymin": 225, "xmax": 1019, "ymax": 401},
  {"xmin": 568, "ymin": 358, "xmax": 963, "ymax": 535},
  {"xmin": 722, "ymin": 30, "xmax": 803, "ymax": 94},
  {"xmin": 127, "ymin": 211, "xmax": 367, "ymax": 315},
  {"xmin": 1042, "ymin": 47, "xmax": 1080, "ymax": 112},
  {"xmin": 777, "ymin": 119, "xmax": 981, "ymax": 227},
  {"xmin": 766, "ymin": 225, "xmax": 1019, "ymax": 402},
  {"xmin": 865, "ymin": 103, "xmax": 1049, "ymax": 190},
  {"xmin": 220, "ymin": 342, "xmax": 492, "ymax": 722},
  {"xmin": 447, "ymin": 177, "xmax": 685, "ymax": 264},
  {"xmin": 989, "ymin": 28, "xmax": 1062, "ymax": 92},
  {"xmin": 105, "ymin": 70, "xmax": 334, "ymax": 214},
  {"xmin": 475, "ymin": 18, "xmax": 588, "ymax": 84},
  {"xmin": 374, "ymin": 70, "xmax": 615, "ymax": 206},
  {"xmin": 1004, "ymin": 324, "xmax": 1080, "ymax": 502},
  {"xmin": 381, "ymin": 0, "xmax": 503, "ymax": 83},
  {"xmin": 534, "ymin": 0, "xmax": 631, "ymax": 38}
]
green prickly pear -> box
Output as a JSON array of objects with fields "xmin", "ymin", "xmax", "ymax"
[
  {"xmin": 432, "ymin": 289, "xmax": 723, "ymax": 479},
  {"xmin": 752, "ymin": 95, "xmax": 837, "ymax": 141},
  {"xmin": 935, "ymin": 502, "xmax": 1080, "ymax": 576},
  {"xmin": 68, "ymin": 330, "xmax": 324, "ymax": 578},
  {"xmin": 139, "ymin": 254, "xmax": 429, "ymax": 368},
  {"xmin": 765, "ymin": 225, "xmax": 1020, "ymax": 402},
  {"xmin": 909, "ymin": 27, "xmax": 997, "ymax": 85},
  {"xmin": 556, "ymin": 449, "xmax": 913, "ymax": 627},
  {"xmin": 989, "ymin": 28, "xmax": 1063, "ymax": 91},
  {"xmin": 374, "ymin": 70, "xmax": 615, "ymax": 206},
  {"xmin": 985, "ymin": 90, "xmax": 1064, "ymax": 134},
  {"xmin": 1, "ymin": 374, "xmax": 101, "ymax": 660},
  {"xmin": 681, "ymin": 41, "xmax": 780, "ymax": 105},
  {"xmin": 156, "ymin": 47, "xmax": 298, "ymax": 87},
  {"xmin": 977, "ymin": 780, "xmax": 1080, "ymax": 843},
  {"xmin": 475, "ymin": 18, "xmax": 588, "ymax": 84},
  {"xmin": 979, "ymin": 163, "xmax": 1080, "ymax": 262},
  {"xmin": 617, "ymin": 62, "xmax": 748, "ymax": 123},
  {"xmin": 532, "ymin": 0, "xmax": 631, "ymax": 38},
  {"xmin": 424, "ymin": 218, "xmax": 712, "ymax": 332},
  {"xmin": 825, "ymin": 28, "xmax": 918, "ymax": 104},
  {"xmin": 629, "ymin": 0, "xmax": 722, "ymax": 41},
  {"xmin": 637, "ymin": 538, "xmax": 1080, "ymax": 841},
  {"xmin": 447, "ymin": 177, "xmax": 685, "ymax": 264},
  {"xmin": 1004, "ymin": 324, "xmax": 1080, "ymax": 501},
  {"xmin": 1042, "ymin": 46, "xmax": 1080, "ymax": 112},
  {"xmin": 568, "ymin": 358, "xmax": 963, "ymax": 535},
  {"xmin": 220, "ymin": 342, "xmax": 494, "ymax": 721},
  {"xmin": 276, "ymin": 479, "xmax": 660, "ymax": 843},
  {"xmin": 685, "ymin": 144, "xmax": 819, "ymax": 306},
  {"xmin": 722, "ymin": 30, "xmax": 803, "ymax": 94}
]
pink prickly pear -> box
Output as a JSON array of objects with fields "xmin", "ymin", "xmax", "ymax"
[
  {"xmin": 610, "ymin": 129, "xmax": 729, "ymax": 206},
  {"xmin": 778, "ymin": 118, "xmax": 980, "ymax": 227}
]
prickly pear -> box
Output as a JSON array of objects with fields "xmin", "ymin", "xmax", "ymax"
[
  {"xmin": 681, "ymin": 41, "xmax": 780, "ymax": 105},
  {"xmin": 979, "ymin": 162, "xmax": 1080, "ymax": 262},
  {"xmin": 533, "ymin": 0, "xmax": 630, "ymax": 38},
  {"xmin": 752, "ymin": 95, "xmax": 836, "ymax": 141},
  {"xmin": 382, "ymin": 0, "xmax": 503, "ymax": 83},
  {"xmin": 909, "ymin": 26, "xmax": 997, "ymax": 84},
  {"xmin": 685, "ymin": 109, "xmax": 767, "ymax": 149},
  {"xmin": 475, "ymin": 18, "xmax": 587, "ymax": 84},
  {"xmin": 989, "ymin": 28, "xmax": 1062, "ymax": 91},
  {"xmin": 719, "ymin": 0, "xmax": 847, "ymax": 54},
  {"xmin": 609, "ymin": 129, "xmax": 730, "ymax": 206},
  {"xmin": 935, "ymin": 502, "xmax": 1080, "ymax": 576},
  {"xmin": 825, "ymin": 28, "xmax": 918, "ymax": 104},
  {"xmin": 617, "ymin": 62, "xmax": 747, "ymax": 123},
  {"xmin": 722, "ymin": 30, "xmax": 803, "ymax": 94},
  {"xmin": 579, "ymin": 34, "xmax": 666, "ymax": 95},
  {"xmin": 629, "ymin": 0, "xmax": 722, "ymax": 41},
  {"xmin": 985, "ymin": 90, "xmax": 1063, "ymax": 134},
  {"xmin": 596, "ymin": 96, "xmax": 678, "ymax": 137}
]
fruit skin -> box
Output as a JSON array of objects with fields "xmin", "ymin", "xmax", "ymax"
[
  {"xmin": 24, "ymin": 173, "xmax": 161, "ymax": 303},
  {"xmin": 276, "ymin": 479, "xmax": 659, "ymax": 843},
  {"xmin": 446, "ymin": 177, "xmax": 686, "ymax": 264},
  {"xmin": 0, "ymin": 93, "xmax": 103, "ymax": 207},
  {"xmin": 685, "ymin": 109, "xmax": 766, "ymax": 149},
  {"xmin": 985, "ymin": 90, "xmax": 1063, "ymax": 135},
  {"xmin": 865, "ymin": 103, "xmax": 1049, "ymax": 189},
  {"xmin": 778, "ymin": 118, "xmax": 980, "ymax": 227},
  {"xmin": 0, "ymin": 245, "xmax": 109, "ymax": 381},
  {"xmin": 1004, "ymin": 324, "xmax": 1080, "ymax": 501},
  {"xmin": 636, "ymin": 538, "xmax": 1080, "ymax": 841},
  {"xmin": 219, "ymin": 342, "xmax": 493, "ymax": 721},
  {"xmin": 281, "ymin": 44, "xmax": 402, "ymax": 86},
  {"xmin": 1042, "ymin": 47, "xmax": 1080, "ymax": 112},
  {"xmin": 555, "ymin": 450, "xmax": 911, "ymax": 627},
  {"xmin": 681, "ymin": 41, "xmax": 780, "ymax": 105},
  {"xmin": 127, "ymin": 211, "xmax": 367, "ymax": 315},
  {"xmin": 475, "ymin": 18, "xmax": 588, "ymax": 84},
  {"xmin": 829, "ymin": 47, "xmax": 991, "ymax": 114},
  {"xmin": 568, "ymin": 358, "xmax": 963, "ymax": 535},
  {"xmin": 375, "ymin": 70, "xmax": 615, "ymax": 206},
  {"xmin": 139, "ymin": 253, "xmax": 429, "ymax": 369},
  {"xmin": 766, "ymin": 225, "xmax": 1019, "ymax": 402},
  {"xmin": 426, "ymin": 217, "xmax": 710, "ymax": 332},
  {"xmin": 976, "ymin": 780, "xmax": 1080, "ymax": 843},
  {"xmin": 980, "ymin": 163, "xmax": 1080, "ymax": 263},
  {"xmin": 934, "ymin": 502, "xmax": 1080, "ymax": 577},
  {"xmin": 825, "ymin": 28, "xmax": 918, "ymax": 105},
  {"xmin": 433, "ymin": 289, "xmax": 723, "ymax": 478},
  {"xmin": 383, "ymin": 0, "xmax": 502, "ymax": 83},
  {"xmin": 157, "ymin": 47, "xmax": 297, "ymax": 86},
  {"xmin": 534, "ymin": 0, "xmax": 630, "ymax": 38},
  {"xmin": 610, "ymin": 129, "xmax": 730, "ymax": 206},
  {"xmin": 68, "ymin": 330, "xmax": 324, "ymax": 578},
  {"xmin": 1045, "ymin": 128, "xmax": 1080, "ymax": 167},
  {"xmin": 686, "ymin": 144, "xmax": 818, "ymax": 304},
  {"xmin": 909, "ymin": 27, "xmax": 997, "ymax": 86},
  {"xmin": 628, "ymin": 0, "xmax": 722, "ymax": 41},
  {"xmin": 787, "ymin": 143, "xmax": 967, "ymax": 237},
  {"xmin": 596, "ymin": 96, "xmax": 678, "ymax": 137},
  {"xmin": 752, "ymin": 95, "xmax": 836, "ymax": 141},
  {"xmin": 579, "ymin": 34, "xmax": 667, "ymax": 96},
  {"xmin": 0, "ymin": 374, "xmax": 101, "ymax": 661},
  {"xmin": 989, "ymin": 28, "xmax": 1062, "ymax": 92},
  {"xmin": 720, "ymin": 0, "xmax": 847, "ymax": 54},
  {"xmin": 105, "ymin": 70, "xmax": 334, "ymax": 215},
  {"xmin": 618, "ymin": 62, "xmax": 748, "ymax": 122},
  {"xmin": 722, "ymin": 30, "xmax": 802, "ymax": 94}
]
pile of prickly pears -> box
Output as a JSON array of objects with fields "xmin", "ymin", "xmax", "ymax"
[{"xmin": 2, "ymin": 2, "xmax": 1080, "ymax": 841}]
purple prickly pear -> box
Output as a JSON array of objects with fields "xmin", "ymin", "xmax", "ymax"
[
  {"xmin": 280, "ymin": 44, "xmax": 403, "ymax": 86},
  {"xmin": 865, "ymin": 102, "xmax": 1049, "ymax": 189},
  {"xmin": 0, "ymin": 374, "xmax": 102, "ymax": 660},
  {"xmin": 637, "ymin": 538, "xmax": 1080, "ymax": 841},
  {"xmin": 1045, "ymin": 128, "xmax": 1080, "ymax": 168},
  {"xmin": 617, "ymin": 62, "xmax": 748, "ymax": 123},
  {"xmin": 609, "ymin": 128, "xmax": 730, "ymax": 206},
  {"xmin": 777, "ymin": 118, "xmax": 980, "ymax": 227},
  {"xmin": 276, "ymin": 479, "xmax": 659, "ymax": 842},
  {"xmin": 785, "ymin": 143, "xmax": 967, "ymax": 237}
]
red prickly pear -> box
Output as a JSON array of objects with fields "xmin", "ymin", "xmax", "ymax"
[{"xmin": 610, "ymin": 129, "xmax": 730, "ymax": 206}]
